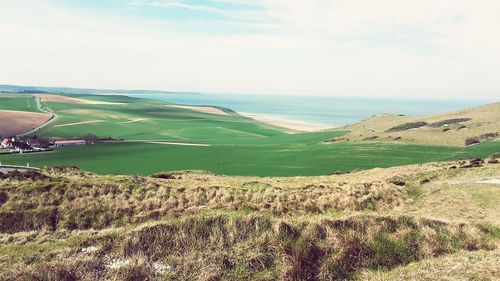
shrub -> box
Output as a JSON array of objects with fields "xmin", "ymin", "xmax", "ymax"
[
  {"xmin": 386, "ymin": 122, "xmax": 428, "ymax": 133},
  {"xmin": 479, "ymin": 132, "xmax": 498, "ymax": 140},
  {"xmin": 0, "ymin": 170, "xmax": 48, "ymax": 181},
  {"xmin": 150, "ymin": 172, "xmax": 178, "ymax": 180},
  {"xmin": 427, "ymin": 118, "xmax": 471, "ymax": 128},
  {"xmin": 388, "ymin": 176, "xmax": 405, "ymax": 186},
  {"xmin": 465, "ymin": 137, "xmax": 480, "ymax": 146}
]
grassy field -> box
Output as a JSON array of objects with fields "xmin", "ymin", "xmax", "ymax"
[
  {"xmin": 0, "ymin": 95, "xmax": 41, "ymax": 112},
  {"xmin": 33, "ymin": 95, "xmax": 286, "ymax": 144},
  {"xmin": 0, "ymin": 93, "xmax": 499, "ymax": 176},
  {"xmin": 0, "ymin": 140, "xmax": 499, "ymax": 176}
]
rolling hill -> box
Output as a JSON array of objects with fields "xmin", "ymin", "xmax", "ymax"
[
  {"xmin": 0, "ymin": 92, "xmax": 499, "ymax": 280},
  {"xmin": 337, "ymin": 102, "xmax": 500, "ymax": 147},
  {"xmin": 0, "ymin": 93, "xmax": 499, "ymax": 176}
]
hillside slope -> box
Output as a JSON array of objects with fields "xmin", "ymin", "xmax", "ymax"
[
  {"xmin": 0, "ymin": 158, "xmax": 498, "ymax": 280},
  {"xmin": 1, "ymin": 93, "xmax": 499, "ymax": 176},
  {"xmin": 337, "ymin": 102, "xmax": 500, "ymax": 146}
]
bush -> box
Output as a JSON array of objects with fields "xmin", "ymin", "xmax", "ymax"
[
  {"xmin": 386, "ymin": 122, "xmax": 428, "ymax": 133},
  {"xmin": 427, "ymin": 118, "xmax": 471, "ymax": 128},
  {"xmin": 479, "ymin": 132, "xmax": 498, "ymax": 140},
  {"xmin": 465, "ymin": 137, "xmax": 480, "ymax": 146}
]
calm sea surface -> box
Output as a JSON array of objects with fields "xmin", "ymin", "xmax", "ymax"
[{"xmin": 127, "ymin": 93, "xmax": 486, "ymax": 128}]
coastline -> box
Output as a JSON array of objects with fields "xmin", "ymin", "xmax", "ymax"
[{"xmin": 239, "ymin": 112, "xmax": 332, "ymax": 132}]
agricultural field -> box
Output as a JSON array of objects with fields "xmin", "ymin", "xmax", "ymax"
[
  {"xmin": 1, "ymin": 139, "xmax": 500, "ymax": 176},
  {"xmin": 0, "ymin": 94, "xmax": 52, "ymax": 138},
  {"xmin": 0, "ymin": 93, "xmax": 499, "ymax": 176},
  {"xmin": 0, "ymin": 94, "xmax": 41, "ymax": 112}
]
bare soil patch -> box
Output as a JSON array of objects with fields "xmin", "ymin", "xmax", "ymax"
[
  {"xmin": 119, "ymin": 118, "xmax": 150, "ymax": 124},
  {"xmin": 35, "ymin": 94, "xmax": 124, "ymax": 105},
  {"xmin": 0, "ymin": 110, "xmax": 52, "ymax": 137}
]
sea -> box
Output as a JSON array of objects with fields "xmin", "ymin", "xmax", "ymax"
[{"xmin": 126, "ymin": 93, "xmax": 488, "ymax": 128}]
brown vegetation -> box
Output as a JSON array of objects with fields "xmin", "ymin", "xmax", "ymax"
[
  {"xmin": 0, "ymin": 159, "xmax": 499, "ymax": 280},
  {"xmin": 465, "ymin": 132, "xmax": 499, "ymax": 146},
  {"xmin": 385, "ymin": 122, "xmax": 428, "ymax": 133},
  {"xmin": 427, "ymin": 118, "xmax": 472, "ymax": 128},
  {"xmin": 0, "ymin": 214, "xmax": 497, "ymax": 281},
  {"xmin": 0, "ymin": 168, "xmax": 408, "ymax": 233}
]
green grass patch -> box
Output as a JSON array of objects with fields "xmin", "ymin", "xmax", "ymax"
[
  {"xmin": 0, "ymin": 95, "xmax": 41, "ymax": 112},
  {"xmin": 1, "ymin": 140, "xmax": 498, "ymax": 176},
  {"xmin": 0, "ymin": 233, "xmax": 86, "ymax": 258}
]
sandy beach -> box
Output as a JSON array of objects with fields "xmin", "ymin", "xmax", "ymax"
[
  {"xmin": 240, "ymin": 112, "xmax": 331, "ymax": 132},
  {"xmin": 162, "ymin": 104, "xmax": 228, "ymax": 115}
]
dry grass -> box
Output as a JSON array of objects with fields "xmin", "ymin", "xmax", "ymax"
[
  {"xmin": 358, "ymin": 248, "xmax": 500, "ymax": 280},
  {"xmin": 0, "ymin": 159, "xmax": 499, "ymax": 280},
  {"xmin": 0, "ymin": 214, "xmax": 497, "ymax": 281},
  {"xmin": 0, "ymin": 166, "xmax": 415, "ymax": 232},
  {"xmin": 392, "ymin": 163, "xmax": 500, "ymax": 226},
  {"xmin": 339, "ymin": 102, "xmax": 500, "ymax": 146}
]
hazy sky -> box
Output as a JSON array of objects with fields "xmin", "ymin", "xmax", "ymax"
[{"xmin": 1, "ymin": 0, "xmax": 499, "ymax": 99}]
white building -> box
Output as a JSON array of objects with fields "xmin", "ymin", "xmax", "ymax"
[{"xmin": 54, "ymin": 139, "xmax": 87, "ymax": 147}]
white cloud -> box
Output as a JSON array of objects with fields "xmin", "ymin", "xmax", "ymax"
[
  {"xmin": 131, "ymin": 0, "xmax": 229, "ymax": 14},
  {"xmin": 0, "ymin": 0, "xmax": 499, "ymax": 99}
]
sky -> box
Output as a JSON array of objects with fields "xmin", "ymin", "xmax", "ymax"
[{"xmin": 1, "ymin": 0, "xmax": 499, "ymax": 99}]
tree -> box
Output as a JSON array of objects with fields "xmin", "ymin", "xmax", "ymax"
[{"xmin": 83, "ymin": 134, "xmax": 99, "ymax": 144}]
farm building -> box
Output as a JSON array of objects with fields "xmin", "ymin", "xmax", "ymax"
[
  {"xmin": 54, "ymin": 139, "xmax": 87, "ymax": 147},
  {"xmin": 1, "ymin": 138, "xmax": 11, "ymax": 148},
  {"xmin": 12, "ymin": 141, "xmax": 33, "ymax": 151},
  {"xmin": 26, "ymin": 135, "xmax": 53, "ymax": 149}
]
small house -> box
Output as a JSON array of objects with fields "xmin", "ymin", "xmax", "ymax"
[{"xmin": 1, "ymin": 138, "xmax": 11, "ymax": 148}]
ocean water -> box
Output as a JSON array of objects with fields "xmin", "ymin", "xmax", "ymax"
[{"xmin": 127, "ymin": 93, "xmax": 486, "ymax": 128}]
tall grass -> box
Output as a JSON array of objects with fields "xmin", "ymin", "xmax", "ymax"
[{"xmin": 1, "ymin": 214, "xmax": 496, "ymax": 280}]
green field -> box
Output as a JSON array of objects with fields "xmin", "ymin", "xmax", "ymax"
[
  {"xmin": 34, "ymin": 95, "xmax": 287, "ymax": 144},
  {"xmin": 1, "ymin": 93, "xmax": 499, "ymax": 176},
  {"xmin": 0, "ymin": 95, "xmax": 41, "ymax": 112},
  {"xmin": 1, "ymin": 140, "xmax": 499, "ymax": 176}
]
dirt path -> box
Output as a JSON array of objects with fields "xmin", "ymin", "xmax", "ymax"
[
  {"xmin": 17, "ymin": 96, "xmax": 58, "ymax": 136},
  {"xmin": 445, "ymin": 178, "xmax": 500, "ymax": 185},
  {"xmin": 119, "ymin": 118, "xmax": 149, "ymax": 124},
  {"xmin": 54, "ymin": 120, "xmax": 105, "ymax": 128},
  {"xmin": 144, "ymin": 141, "xmax": 211, "ymax": 147},
  {"xmin": 361, "ymin": 124, "xmax": 383, "ymax": 133},
  {"xmin": 113, "ymin": 140, "xmax": 211, "ymax": 147}
]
